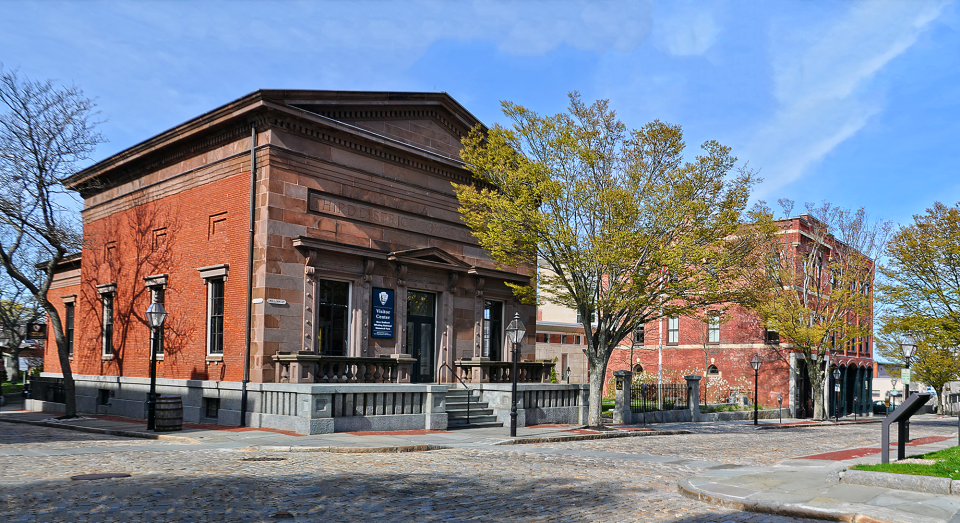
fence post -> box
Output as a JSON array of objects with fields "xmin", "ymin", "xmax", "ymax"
[
  {"xmin": 613, "ymin": 370, "xmax": 632, "ymax": 424},
  {"xmin": 685, "ymin": 375, "xmax": 702, "ymax": 422}
]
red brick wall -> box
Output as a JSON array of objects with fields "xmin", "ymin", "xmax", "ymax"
[{"xmin": 45, "ymin": 166, "xmax": 251, "ymax": 382}]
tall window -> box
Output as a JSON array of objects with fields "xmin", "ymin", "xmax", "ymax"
[
  {"xmin": 707, "ymin": 314, "xmax": 720, "ymax": 343},
  {"xmin": 151, "ymin": 286, "xmax": 165, "ymax": 356},
  {"xmin": 316, "ymin": 279, "xmax": 349, "ymax": 356},
  {"xmin": 668, "ymin": 317, "xmax": 679, "ymax": 344},
  {"xmin": 65, "ymin": 302, "xmax": 75, "ymax": 358},
  {"xmin": 102, "ymin": 293, "xmax": 114, "ymax": 356},
  {"xmin": 482, "ymin": 300, "xmax": 503, "ymax": 360},
  {"xmin": 207, "ymin": 279, "xmax": 224, "ymax": 355}
]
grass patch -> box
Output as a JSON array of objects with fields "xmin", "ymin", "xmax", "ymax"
[
  {"xmin": 1, "ymin": 382, "xmax": 24, "ymax": 395},
  {"xmin": 601, "ymin": 399, "xmax": 614, "ymax": 413},
  {"xmin": 852, "ymin": 446, "xmax": 960, "ymax": 479}
]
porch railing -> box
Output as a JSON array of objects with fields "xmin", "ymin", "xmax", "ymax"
[
  {"xmin": 273, "ymin": 352, "xmax": 417, "ymax": 384},
  {"xmin": 29, "ymin": 376, "xmax": 66, "ymax": 404},
  {"xmin": 454, "ymin": 358, "xmax": 555, "ymax": 384}
]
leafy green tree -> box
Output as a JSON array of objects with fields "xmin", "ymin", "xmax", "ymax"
[
  {"xmin": 0, "ymin": 67, "xmax": 104, "ymax": 417},
  {"xmin": 454, "ymin": 93, "xmax": 772, "ymax": 427},
  {"xmin": 879, "ymin": 202, "xmax": 960, "ymax": 345},
  {"xmin": 875, "ymin": 319, "xmax": 960, "ymax": 413},
  {"xmin": 757, "ymin": 201, "xmax": 890, "ymax": 420}
]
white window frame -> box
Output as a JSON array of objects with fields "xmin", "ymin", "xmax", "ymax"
[
  {"xmin": 96, "ymin": 283, "xmax": 116, "ymax": 359},
  {"xmin": 198, "ymin": 264, "xmax": 228, "ymax": 359},
  {"xmin": 668, "ymin": 316, "xmax": 679, "ymax": 344},
  {"xmin": 707, "ymin": 314, "xmax": 720, "ymax": 343}
]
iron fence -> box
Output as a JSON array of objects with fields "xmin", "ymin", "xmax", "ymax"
[
  {"xmin": 29, "ymin": 376, "xmax": 65, "ymax": 404},
  {"xmin": 631, "ymin": 382, "xmax": 687, "ymax": 413}
]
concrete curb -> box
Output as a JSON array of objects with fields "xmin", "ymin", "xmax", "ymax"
[
  {"xmin": 677, "ymin": 478, "xmax": 891, "ymax": 523},
  {"xmin": 0, "ymin": 416, "xmax": 200, "ymax": 444},
  {"xmin": 841, "ymin": 469, "xmax": 958, "ymax": 496},
  {"xmin": 241, "ymin": 444, "xmax": 450, "ymax": 454},
  {"xmin": 498, "ymin": 429, "xmax": 691, "ymax": 445},
  {"xmin": 756, "ymin": 419, "xmax": 883, "ymax": 430}
]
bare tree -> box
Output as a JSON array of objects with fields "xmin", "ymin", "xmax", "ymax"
[
  {"xmin": 0, "ymin": 66, "xmax": 104, "ymax": 417},
  {"xmin": 0, "ymin": 277, "xmax": 44, "ymax": 381}
]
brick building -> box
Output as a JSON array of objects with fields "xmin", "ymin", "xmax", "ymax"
[
  {"xmin": 537, "ymin": 214, "xmax": 875, "ymax": 419},
  {"xmin": 39, "ymin": 90, "xmax": 572, "ymax": 432}
]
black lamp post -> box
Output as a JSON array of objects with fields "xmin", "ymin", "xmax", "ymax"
[
  {"xmin": 900, "ymin": 334, "xmax": 917, "ymax": 441},
  {"xmin": 833, "ymin": 367, "xmax": 841, "ymax": 423},
  {"xmin": 145, "ymin": 301, "xmax": 167, "ymax": 431},
  {"xmin": 505, "ymin": 312, "xmax": 526, "ymax": 437},
  {"xmin": 750, "ymin": 353, "xmax": 762, "ymax": 425}
]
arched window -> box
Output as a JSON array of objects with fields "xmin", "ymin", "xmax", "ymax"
[
  {"xmin": 633, "ymin": 364, "xmax": 643, "ymax": 374},
  {"xmin": 707, "ymin": 365, "xmax": 720, "ymax": 376}
]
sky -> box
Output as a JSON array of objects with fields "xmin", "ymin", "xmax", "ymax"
[{"xmin": 3, "ymin": 0, "xmax": 960, "ymax": 229}]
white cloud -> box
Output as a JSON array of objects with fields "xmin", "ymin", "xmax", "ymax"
[
  {"xmin": 651, "ymin": 4, "xmax": 721, "ymax": 57},
  {"xmin": 750, "ymin": 0, "xmax": 949, "ymax": 198}
]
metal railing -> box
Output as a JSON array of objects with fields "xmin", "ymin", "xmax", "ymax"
[
  {"xmin": 29, "ymin": 377, "xmax": 65, "ymax": 404},
  {"xmin": 631, "ymin": 382, "xmax": 687, "ymax": 413},
  {"xmin": 439, "ymin": 362, "xmax": 471, "ymax": 424}
]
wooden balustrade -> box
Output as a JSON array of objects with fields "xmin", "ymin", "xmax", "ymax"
[{"xmin": 273, "ymin": 352, "xmax": 416, "ymax": 384}]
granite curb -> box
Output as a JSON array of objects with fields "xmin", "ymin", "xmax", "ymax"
[
  {"xmin": 241, "ymin": 444, "xmax": 451, "ymax": 453},
  {"xmin": 840, "ymin": 469, "xmax": 960, "ymax": 496},
  {"xmin": 497, "ymin": 428, "xmax": 692, "ymax": 445},
  {"xmin": 0, "ymin": 416, "xmax": 200, "ymax": 444},
  {"xmin": 677, "ymin": 478, "xmax": 902, "ymax": 523}
]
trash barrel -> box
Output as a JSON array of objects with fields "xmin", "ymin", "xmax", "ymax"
[{"xmin": 154, "ymin": 396, "xmax": 183, "ymax": 431}]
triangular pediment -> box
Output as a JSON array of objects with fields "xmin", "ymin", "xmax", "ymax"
[
  {"xmin": 389, "ymin": 247, "xmax": 471, "ymax": 271},
  {"xmin": 286, "ymin": 92, "xmax": 481, "ymax": 160}
]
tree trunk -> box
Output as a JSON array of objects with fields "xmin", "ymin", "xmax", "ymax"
[
  {"xmin": 586, "ymin": 355, "xmax": 609, "ymax": 427},
  {"xmin": 44, "ymin": 303, "xmax": 75, "ymax": 417},
  {"xmin": 810, "ymin": 370, "xmax": 826, "ymax": 420}
]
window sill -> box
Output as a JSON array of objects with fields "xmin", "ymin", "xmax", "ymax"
[
  {"xmin": 206, "ymin": 355, "xmax": 223, "ymax": 363},
  {"xmin": 101, "ymin": 354, "xmax": 113, "ymax": 361}
]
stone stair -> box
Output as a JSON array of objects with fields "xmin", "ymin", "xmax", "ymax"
[{"xmin": 446, "ymin": 388, "xmax": 503, "ymax": 429}]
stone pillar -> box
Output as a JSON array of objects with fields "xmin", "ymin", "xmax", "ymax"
[
  {"xmin": 613, "ymin": 370, "xmax": 632, "ymax": 424},
  {"xmin": 685, "ymin": 375, "xmax": 702, "ymax": 422},
  {"xmin": 424, "ymin": 385, "xmax": 448, "ymax": 430}
]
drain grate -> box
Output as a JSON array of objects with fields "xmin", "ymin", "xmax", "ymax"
[
  {"xmin": 71, "ymin": 473, "xmax": 132, "ymax": 481},
  {"xmin": 241, "ymin": 457, "xmax": 287, "ymax": 462}
]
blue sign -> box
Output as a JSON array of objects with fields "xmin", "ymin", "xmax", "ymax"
[{"xmin": 371, "ymin": 288, "xmax": 394, "ymax": 338}]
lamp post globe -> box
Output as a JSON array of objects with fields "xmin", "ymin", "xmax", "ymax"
[
  {"xmin": 145, "ymin": 301, "xmax": 167, "ymax": 431},
  {"xmin": 750, "ymin": 353, "xmax": 762, "ymax": 425},
  {"xmin": 505, "ymin": 313, "xmax": 526, "ymax": 437}
]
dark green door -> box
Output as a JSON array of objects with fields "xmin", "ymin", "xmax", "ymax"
[{"xmin": 406, "ymin": 291, "xmax": 436, "ymax": 383}]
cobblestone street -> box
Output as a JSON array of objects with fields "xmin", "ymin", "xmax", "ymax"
[{"xmin": 1, "ymin": 418, "xmax": 956, "ymax": 522}]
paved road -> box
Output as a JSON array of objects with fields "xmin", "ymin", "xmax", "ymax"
[{"xmin": 0, "ymin": 417, "xmax": 955, "ymax": 522}]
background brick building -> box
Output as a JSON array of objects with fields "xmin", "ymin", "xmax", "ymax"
[{"xmin": 537, "ymin": 215, "xmax": 876, "ymax": 419}]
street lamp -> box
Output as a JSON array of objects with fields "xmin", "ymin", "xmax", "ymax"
[
  {"xmin": 891, "ymin": 377, "xmax": 898, "ymax": 410},
  {"xmin": 750, "ymin": 353, "xmax": 762, "ymax": 425},
  {"xmin": 505, "ymin": 312, "xmax": 526, "ymax": 437},
  {"xmin": 145, "ymin": 301, "xmax": 167, "ymax": 431},
  {"xmin": 833, "ymin": 367, "xmax": 841, "ymax": 423},
  {"xmin": 900, "ymin": 334, "xmax": 917, "ymax": 400}
]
